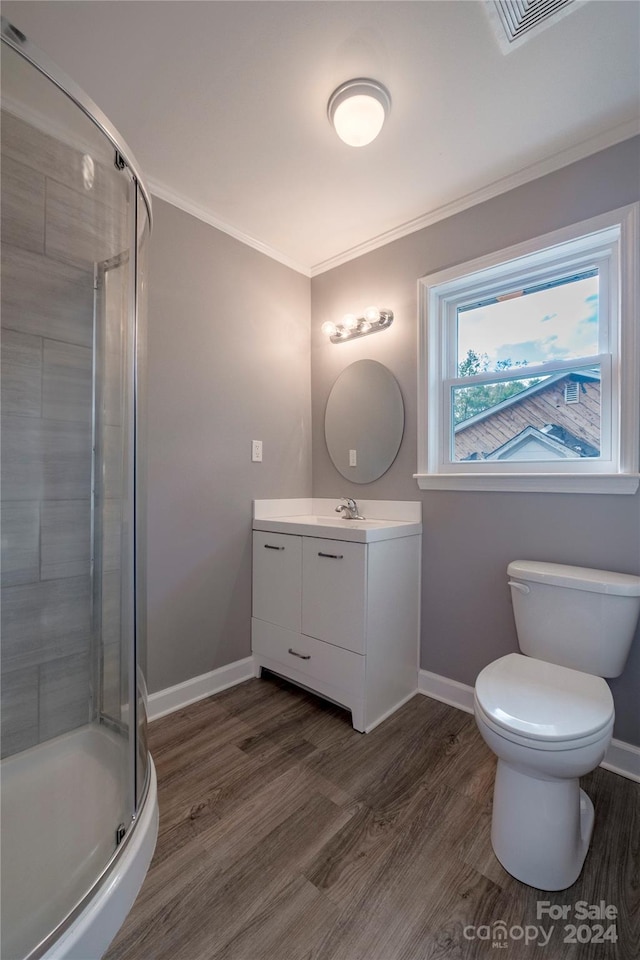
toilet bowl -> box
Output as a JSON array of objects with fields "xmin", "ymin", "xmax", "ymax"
[
  {"xmin": 475, "ymin": 653, "xmax": 614, "ymax": 889},
  {"xmin": 474, "ymin": 561, "xmax": 640, "ymax": 891}
]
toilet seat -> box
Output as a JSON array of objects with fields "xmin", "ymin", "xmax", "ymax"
[{"xmin": 475, "ymin": 653, "xmax": 614, "ymax": 750}]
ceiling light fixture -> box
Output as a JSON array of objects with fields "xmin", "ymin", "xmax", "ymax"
[{"xmin": 327, "ymin": 78, "xmax": 391, "ymax": 147}]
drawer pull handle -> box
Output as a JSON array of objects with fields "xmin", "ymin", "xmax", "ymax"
[
  {"xmin": 288, "ymin": 648, "xmax": 311, "ymax": 660},
  {"xmin": 318, "ymin": 552, "xmax": 344, "ymax": 560},
  {"xmin": 264, "ymin": 544, "xmax": 285, "ymax": 551}
]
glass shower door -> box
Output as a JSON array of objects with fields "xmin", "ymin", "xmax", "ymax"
[{"xmin": 0, "ymin": 38, "xmax": 140, "ymax": 959}]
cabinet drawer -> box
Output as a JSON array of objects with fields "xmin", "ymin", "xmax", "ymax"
[
  {"xmin": 252, "ymin": 532, "xmax": 301, "ymax": 632},
  {"xmin": 252, "ymin": 618, "xmax": 365, "ymax": 695},
  {"xmin": 302, "ymin": 537, "xmax": 366, "ymax": 654}
]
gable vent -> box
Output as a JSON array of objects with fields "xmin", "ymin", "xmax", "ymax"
[
  {"xmin": 488, "ymin": 0, "xmax": 583, "ymax": 52},
  {"xmin": 564, "ymin": 382, "xmax": 580, "ymax": 404}
]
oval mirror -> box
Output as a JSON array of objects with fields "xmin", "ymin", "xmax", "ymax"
[{"xmin": 325, "ymin": 359, "xmax": 404, "ymax": 483}]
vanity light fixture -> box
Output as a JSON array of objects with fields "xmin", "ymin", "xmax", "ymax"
[
  {"xmin": 327, "ymin": 79, "xmax": 391, "ymax": 147},
  {"xmin": 321, "ymin": 307, "xmax": 393, "ymax": 344}
]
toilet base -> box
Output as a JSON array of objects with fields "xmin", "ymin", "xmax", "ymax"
[{"xmin": 491, "ymin": 759, "xmax": 594, "ymax": 890}]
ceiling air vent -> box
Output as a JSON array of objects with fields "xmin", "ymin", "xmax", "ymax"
[{"xmin": 487, "ymin": 0, "xmax": 585, "ymax": 53}]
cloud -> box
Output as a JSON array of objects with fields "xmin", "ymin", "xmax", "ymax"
[
  {"xmin": 582, "ymin": 294, "xmax": 598, "ymax": 323},
  {"xmin": 458, "ymin": 275, "xmax": 599, "ymax": 366},
  {"xmin": 494, "ymin": 337, "xmax": 568, "ymax": 366}
]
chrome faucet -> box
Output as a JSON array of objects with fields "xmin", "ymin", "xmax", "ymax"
[{"xmin": 335, "ymin": 497, "xmax": 365, "ymax": 520}]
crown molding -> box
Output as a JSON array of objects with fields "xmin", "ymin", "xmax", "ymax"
[
  {"xmin": 309, "ymin": 117, "xmax": 640, "ymax": 276},
  {"xmin": 119, "ymin": 116, "xmax": 638, "ymax": 280},
  {"xmin": 147, "ymin": 178, "xmax": 311, "ymax": 277}
]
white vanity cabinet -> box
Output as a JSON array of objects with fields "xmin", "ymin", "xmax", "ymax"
[{"xmin": 251, "ymin": 514, "xmax": 421, "ymax": 733}]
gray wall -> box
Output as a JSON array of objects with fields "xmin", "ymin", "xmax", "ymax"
[
  {"xmin": 146, "ymin": 200, "xmax": 311, "ymax": 694},
  {"xmin": 310, "ymin": 137, "xmax": 640, "ymax": 746}
]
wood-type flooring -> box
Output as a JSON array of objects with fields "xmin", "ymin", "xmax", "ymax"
[{"xmin": 105, "ymin": 673, "xmax": 639, "ymax": 960}]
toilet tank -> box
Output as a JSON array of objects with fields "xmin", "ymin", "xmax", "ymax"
[{"xmin": 507, "ymin": 561, "xmax": 640, "ymax": 678}]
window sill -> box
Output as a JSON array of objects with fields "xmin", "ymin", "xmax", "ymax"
[{"xmin": 414, "ymin": 473, "xmax": 640, "ymax": 494}]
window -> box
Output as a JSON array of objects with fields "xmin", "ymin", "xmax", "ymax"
[{"xmin": 416, "ymin": 205, "xmax": 639, "ymax": 493}]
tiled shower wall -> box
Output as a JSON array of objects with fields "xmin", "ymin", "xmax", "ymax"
[{"xmin": 1, "ymin": 109, "xmax": 128, "ymax": 758}]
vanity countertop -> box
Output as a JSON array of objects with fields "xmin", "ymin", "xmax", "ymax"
[{"xmin": 253, "ymin": 511, "xmax": 422, "ymax": 543}]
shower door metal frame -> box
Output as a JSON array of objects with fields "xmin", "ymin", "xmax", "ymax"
[{"xmin": 93, "ymin": 234, "xmax": 139, "ymax": 830}]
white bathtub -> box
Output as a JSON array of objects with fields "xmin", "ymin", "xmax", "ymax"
[{"xmin": 1, "ymin": 724, "xmax": 158, "ymax": 960}]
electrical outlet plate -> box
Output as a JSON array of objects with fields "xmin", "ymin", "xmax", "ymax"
[{"xmin": 252, "ymin": 440, "xmax": 263, "ymax": 462}]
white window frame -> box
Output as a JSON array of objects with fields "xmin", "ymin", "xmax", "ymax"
[{"xmin": 416, "ymin": 204, "xmax": 640, "ymax": 494}]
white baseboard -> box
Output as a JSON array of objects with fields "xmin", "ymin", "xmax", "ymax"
[
  {"xmin": 601, "ymin": 739, "xmax": 640, "ymax": 782},
  {"xmin": 147, "ymin": 657, "xmax": 255, "ymax": 721},
  {"xmin": 418, "ymin": 669, "xmax": 475, "ymax": 714},
  {"xmin": 364, "ymin": 689, "xmax": 418, "ymax": 734},
  {"xmin": 418, "ymin": 668, "xmax": 640, "ymax": 783}
]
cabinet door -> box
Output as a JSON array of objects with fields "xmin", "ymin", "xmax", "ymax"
[
  {"xmin": 302, "ymin": 537, "xmax": 367, "ymax": 654},
  {"xmin": 252, "ymin": 531, "xmax": 301, "ymax": 632}
]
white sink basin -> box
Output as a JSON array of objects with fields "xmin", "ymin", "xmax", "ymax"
[{"xmin": 252, "ymin": 513, "xmax": 422, "ymax": 543}]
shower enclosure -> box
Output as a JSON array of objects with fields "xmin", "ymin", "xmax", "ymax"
[{"xmin": 1, "ymin": 20, "xmax": 158, "ymax": 960}]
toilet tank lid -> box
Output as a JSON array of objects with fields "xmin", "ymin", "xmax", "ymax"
[{"xmin": 508, "ymin": 561, "xmax": 640, "ymax": 597}]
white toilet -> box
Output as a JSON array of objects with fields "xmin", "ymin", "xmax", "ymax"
[{"xmin": 474, "ymin": 560, "xmax": 640, "ymax": 891}]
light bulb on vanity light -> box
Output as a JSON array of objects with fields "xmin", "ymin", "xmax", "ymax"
[
  {"xmin": 363, "ymin": 306, "xmax": 380, "ymax": 323},
  {"xmin": 321, "ymin": 320, "xmax": 338, "ymax": 337},
  {"xmin": 342, "ymin": 313, "xmax": 358, "ymax": 331}
]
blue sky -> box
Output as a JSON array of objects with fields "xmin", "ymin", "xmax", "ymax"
[{"xmin": 457, "ymin": 275, "xmax": 599, "ymax": 372}]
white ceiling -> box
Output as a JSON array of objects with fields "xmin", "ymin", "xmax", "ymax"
[{"xmin": 3, "ymin": 1, "xmax": 639, "ymax": 275}]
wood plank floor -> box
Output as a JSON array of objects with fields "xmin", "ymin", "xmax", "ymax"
[{"xmin": 105, "ymin": 673, "xmax": 639, "ymax": 960}]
